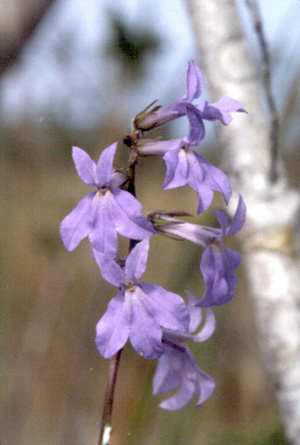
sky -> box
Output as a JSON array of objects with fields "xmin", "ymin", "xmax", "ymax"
[{"xmin": 0, "ymin": 0, "xmax": 299, "ymax": 128}]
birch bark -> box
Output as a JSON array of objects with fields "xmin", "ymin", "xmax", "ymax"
[{"xmin": 185, "ymin": 0, "xmax": 300, "ymax": 443}]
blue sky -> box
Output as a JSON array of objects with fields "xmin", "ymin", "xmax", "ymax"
[{"xmin": 0, "ymin": 0, "xmax": 299, "ymax": 128}]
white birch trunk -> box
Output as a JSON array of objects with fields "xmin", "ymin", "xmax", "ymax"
[{"xmin": 185, "ymin": 0, "xmax": 300, "ymax": 443}]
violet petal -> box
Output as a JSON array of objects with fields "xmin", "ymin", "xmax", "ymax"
[
  {"xmin": 127, "ymin": 286, "xmax": 164, "ymax": 359},
  {"xmin": 93, "ymin": 250, "xmax": 125, "ymax": 288},
  {"xmin": 95, "ymin": 291, "xmax": 129, "ymax": 358},
  {"xmin": 88, "ymin": 191, "xmax": 118, "ymax": 257},
  {"xmin": 125, "ymin": 239, "xmax": 150, "ymax": 282},
  {"xmin": 60, "ymin": 192, "xmax": 94, "ymax": 251},
  {"xmin": 96, "ymin": 142, "xmax": 117, "ymax": 186},
  {"xmin": 199, "ymin": 245, "xmax": 241, "ymax": 306},
  {"xmin": 227, "ymin": 195, "xmax": 247, "ymax": 236},
  {"xmin": 72, "ymin": 146, "xmax": 97, "ymax": 186},
  {"xmin": 113, "ymin": 189, "xmax": 155, "ymax": 240},
  {"xmin": 184, "ymin": 59, "xmax": 204, "ymax": 101},
  {"xmin": 141, "ymin": 283, "xmax": 190, "ymax": 332},
  {"xmin": 193, "ymin": 152, "xmax": 232, "ymax": 206}
]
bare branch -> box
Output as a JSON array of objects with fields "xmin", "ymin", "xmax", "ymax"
[{"xmin": 245, "ymin": 0, "xmax": 280, "ymax": 182}]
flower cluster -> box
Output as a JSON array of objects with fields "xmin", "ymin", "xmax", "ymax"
[{"xmin": 60, "ymin": 60, "xmax": 246, "ymax": 411}]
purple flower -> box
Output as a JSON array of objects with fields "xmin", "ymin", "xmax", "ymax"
[
  {"xmin": 153, "ymin": 292, "xmax": 215, "ymax": 410},
  {"xmin": 94, "ymin": 240, "xmax": 190, "ymax": 359},
  {"xmin": 137, "ymin": 102, "xmax": 205, "ymax": 156},
  {"xmin": 197, "ymin": 196, "xmax": 246, "ymax": 307},
  {"xmin": 60, "ymin": 144, "xmax": 155, "ymax": 257},
  {"xmin": 134, "ymin": 60, "xmax": 204, "ymax": 131},
  {"xmin": 135, "ymin": 59, "xmax": 246, "ymax": 134},
  {"xmin": 163, "ymin": 146, "xmax": 232, "ymax": 214},
  {"xmin": 138, "ymin": 105, "xmax": 232, "ymax": 213},
  {"xmin": 152, "ymin": 196, "xmax": 246, "ymax": 306}
]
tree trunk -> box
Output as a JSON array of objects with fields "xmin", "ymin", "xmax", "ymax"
[
  {"xmin": 0, "ymin": 0, "xmax": 55, "ymax": 73},
  {"xmin": 186, "ymin": 0, "xmax": 300, "ymax": 443}
]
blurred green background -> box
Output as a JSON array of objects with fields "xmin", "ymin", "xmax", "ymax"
[{"xmin": 1, "ymin": 1, "xmax": 300, "ymax": 444}]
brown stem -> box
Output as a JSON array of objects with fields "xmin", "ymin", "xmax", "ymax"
[
  {"xmin": 98, "ymin": 141, "xmax": 139, "ymax": 444},
  {"xmin": 98, "ymin": 349, "xmax": 123, "ymax": 445}
]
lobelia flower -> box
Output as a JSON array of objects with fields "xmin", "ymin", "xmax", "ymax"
[
  {"xmin": 60, "ymin": 143, "xmax": 155, "ymax": 258},
  {"xmin": 134, "ymin": 59, "xmax": 246, "ymax": 134},
  {"xmin": 153, "ymin": 292, "xmax": 216, "ymax": 410},
  {"xmin": 151, "ymin": 195, "xmax": 246, "ymax": 306},
  {"xmin": 134, "ymin": 60, "xmax": 204, "ymax": 131},
  {"xmin": 138, "ymin": 105, "xmax": 232, "ymax": 213},
  {"xmin": 94, "ymin": 239, "xmax": 190, "ymax": 360}
]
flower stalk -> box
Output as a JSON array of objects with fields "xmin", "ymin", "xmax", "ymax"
[{"xmin": 98, "ymin": 349, "xmax": 122, "ymax": 445}]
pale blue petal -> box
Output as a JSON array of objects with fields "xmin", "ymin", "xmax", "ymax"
[
  {"xmin": 185, "ymin": 151, "xmax": 214, "ymax": 213},
  {"xmin": 138, "ymin": 139, "xmax": 182, "ymax": 156},
  {"xmin": 93, "ymin": 250, "xmax": 125, "ymax": 287},
  {"xmin": 113, "ymin": 189, "xmax": 155, "ymax": 240},
  {"xmin": 184, "ymin": 104, "xmax": 205, "ymax": 144},
  {"xmin": 184, "ymin": 59, "xmax": 204, "ymax": 101},
  {"xmin": 192, "ymin": 309, "xmax": 216, "ymax": 342},
  {"xmin": 198, "ymin": 245, "xmax": 241, "ymax": 306},
  {"xmin": 194, "ymin": 369, "xmax": 216, "ymax": 407},
  {"xmin": 227, "ymin": 195, "xmax": 246, "ymax": 236},
  {"xmin": 109, "ymin": 171, "xmax": 127, "ymax": 190},
  {"xmin": 185, "ymin": 291, "xmax": 202, "ymax": 333},
  {"xmin": 197, "ymin": 97, "xmax": 247, "ymax": 125},
  {"xmin": 192, "ymin": 151, "xmax": 232, "ymax": 206},
  {"xmin": 125, "ymin": 239, "xmax": 150, "ymax": 282},
  {"xmin": 60, "ymin": 192, "xmax": 94, "ymax": 251},
  {"xmin": 72, "ymin": 146, "xmax": 97, "ymax": 186},
  {"xmin": 89, "ymin": 191, "xmax": 118, "ymax": 257},
  {"xmin": 95, "ymin": 291, "xmax": 129, "ymax": 358},
  {"xmin": 153, "ymin": 346, "xmax": 183, "ymax": 395},
  {"xmin": 154, "ymin": 344, "xmax": 215, "ymax": 411},
  {"xmin": 159, "ymin": 376, "xmax": 195, "ymax": 410},
  {"xmin": 127, "ymin": 286, "xmax": 164, "ymax": 359},
  {"xmin": 162, "ymin": 149, "xmax": 189, "ymax": 190},
  {"xmin": 96, "ymin": 142, "xmax": 117, "ymax": 186},
  {"xmin": 212, "ymin": 210, "xmax": 228, "ymax": 239},
  {"xmin": 141, "ymin": 283, "xmax": 190, "ymax": 332}
]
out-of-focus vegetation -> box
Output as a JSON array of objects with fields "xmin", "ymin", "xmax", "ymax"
[{"xmin": 1, "ymin": 2, "xmax": 299, "ymax": 444}]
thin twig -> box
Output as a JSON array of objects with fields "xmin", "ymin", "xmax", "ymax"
[
  {"xmin": 98, "ymin": 349, "xmax": 123, "ymax": 445},
  {"xmin": 245, "ymin": 0, "xmax": 280, "ymax": 182}
]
